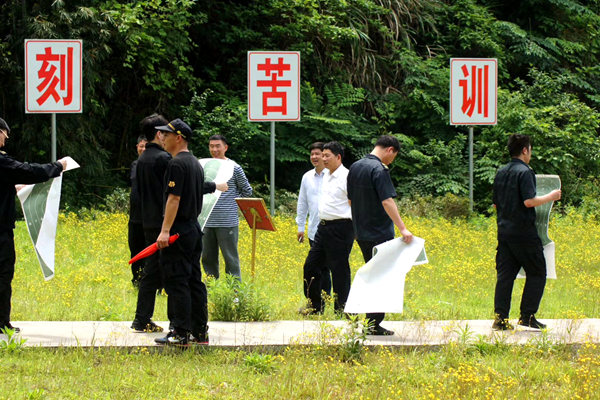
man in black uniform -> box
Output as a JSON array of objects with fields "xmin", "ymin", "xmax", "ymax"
[
  {"xmin": 492, "ymin": 134, "xmax": 561, "ymax": 331},
  {"xmin": 154, "ymin": 118, "xmax": 214, "ymax": 345},
  {"xmin": 131, "ymin": 114, "xmax": 171, "ymax": 333},
  {"xmin": 0, "ymin": 118, "xmax": 67, "ymax": 332},
  {"xmin": 128, "ymin": 135, "xmax": 147, "ymax": 286},
  {"xmin": 347, "ymin": 135, "xmax": 413, "ymax": 336}
]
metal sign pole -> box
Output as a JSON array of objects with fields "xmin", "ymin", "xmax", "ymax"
[
  {"xmin": 51, "ymin": 113, "xmax": 57, "ymax": 162},
  {"xmin": 469, "ymin": 126, "xmax": 474, "ymax": 212},
  {"xmin": 270, "ymin": 121, "xmax": 275, "ymax": 215}
]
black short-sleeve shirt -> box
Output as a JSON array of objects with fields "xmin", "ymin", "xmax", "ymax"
[
  {"xmin": 137, "ymin": 143, "xmax": 172, "ymax": 229},
  {"xmin": 163, "ymin": 152, "xmax": 204, "ymax": 221},
  {"xmin": 493, "ymin": 158, "xmax": 538, "ymax": 242},
  {"xmin": 347, "ymin": 154, "xmax": 397, "ymax": 242}
]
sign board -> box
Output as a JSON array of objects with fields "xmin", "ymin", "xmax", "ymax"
[
  {"xmin": 236, "ymin": 198, "xmax": 277, "ymax": 232},
  {"xmin": 450, "ymin": 58, "xmax": 497, "ymax": 125},
  {"xmin": 25, "ymin": 39, "xmax": 83, "ymax": 113},
  {"xmin": 248, "ymin": 51, "xmax": 300, "ymax": 121}
]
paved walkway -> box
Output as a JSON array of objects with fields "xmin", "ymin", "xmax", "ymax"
[{"xmin": 2, "ymin": 319, "xmax": 599, "ymax": 347}]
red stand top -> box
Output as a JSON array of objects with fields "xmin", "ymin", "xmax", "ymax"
[{"xmin": 235, "ymin": 198, "xmax": 276, "ymax": 231}]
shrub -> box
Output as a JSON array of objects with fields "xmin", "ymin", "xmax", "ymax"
[{"xmin": 206, "ymin": 274, "xmax": 273, "ymax": 322}]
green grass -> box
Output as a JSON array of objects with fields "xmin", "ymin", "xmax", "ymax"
[
  {"xmin": 0, "ymin": 342, "xmax": 599, "ymax": 399},
  {"xmin": 6, "ymin": 211, "xmax": 600, "ymax": 398},
  {"xmin": 10, "ymin": 211, "xmax": 600, "ymax": 322}
]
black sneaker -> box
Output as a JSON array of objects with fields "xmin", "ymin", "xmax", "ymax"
[
  {"xmin": 131, "ymin": 320, "xmax": 164, "ymax": 333},
  {"xmin": 492, "ymin": 317, "xmax": 514, "ymax": 331},
  {"xmin": 155, "ymin": 330, "xmax": 189, "ymax": 346},
  {"xmin": 191, "ymin": 329, "xmax": 209, "ymax": 346},
  {"xmin": 367, "ymin": 325, "xmax": 395, "ymax": 336},
  {"xmin": 518, "ymin": 315, "xmax": 547, "ymax": 330}
]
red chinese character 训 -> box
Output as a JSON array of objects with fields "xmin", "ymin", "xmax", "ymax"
[
  {"xmin": 256, "ymin": 57, "xmax": 292, "ymax": 115},
  {"xmin": 459, "ymin": 64, "xmax": 489, "ymax": 118},
  {"xmin": 36, "ymin": 47, "xmax": 74, "ymax": 106}
]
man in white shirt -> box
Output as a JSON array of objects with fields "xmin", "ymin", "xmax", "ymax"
[
  {"xmin": 296, "ymin": 142, "xmax": 331, "ymax": 301},
  {"xmin": 301, "ymin": 141, "xmax": 354, "ymax": 315}
]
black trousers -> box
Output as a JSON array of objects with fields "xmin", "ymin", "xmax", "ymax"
[
  {"xmin": 495, "ymin": 238, "xmax": 546, "ymax": 320},
  {"xmin": 133, "ymin": 227, "xmax": 164, "ymax": 324},
  {"xmin": 303, "ymin": 220, "xmax": 354, "ymax": 312},
  {"xmin": 128, "ymin": 222, "xmax": 146, "ymax": 285},
  {"xmin": 357, "ymin": 239, "xmax": 392, "ymax": 328},
  {"xmin": 160, "ymin": 221, "xmax": 208, "ymax": 336},
  {"xmin": 308, "ymin": 238, "xmax": 331, "ymax": 297},
  {"xmin": 0, "ymin": 230, "xmax": 15, "ymax": 329}
]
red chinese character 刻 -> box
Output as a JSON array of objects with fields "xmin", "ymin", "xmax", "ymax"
[
  {"xmin": 256, "ymin": 58, "xmax": 292, "ymax": 115},
  {"xmin": 36, "ymin": 47, "xmax": 74, "ymax": 106},
  {"xmin": 459, "ymin": 64, "xmax": 489, "ymax": 118}
]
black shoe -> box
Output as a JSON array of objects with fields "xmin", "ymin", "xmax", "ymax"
[
  {"xmin": 191, "ymin": 327, "xmax": 209, "ymax": 345},
  {"xmin": 131, "ymin": 320, "xmax": 164, "ymax": 333},
  {"xmin": 367, "ymin": 325, "xmax": 395, "ymax": 336},
  {"xmin": 492, "ymin": 317, "xmax": 514, "ymax": 331},
  {"xmin": 155, "ymin": 330, "xmax": 189, "ymax": 346},
  {"xmin": 518, "ymin": 315, "xmax": 547, "ymax": 330},
  {"xmin": 1, "ymin": 324, "xmax": 20, "ymax": 333}
]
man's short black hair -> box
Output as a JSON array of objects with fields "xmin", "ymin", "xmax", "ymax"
[
  {"xmin": 375, "ymin": 135, "xmax": 401, "ymax": 152},
  {"xmin": 309, "ymin": 142, "xmax": 324, "ymax": 152},
  {"xmin": 140, "ymin": 114, "xmax": 168, "ymax": 142},
  {"xmin": 507, "ymin": 134, "xmax": 532, "ymax": 157},
  {"xmin": 137, "ymin": 135, "xmax": 147, "ymax": 145},
  {"xmin": 209, "ymin": 134, "xmax": 228, "ymax": 145},
  {"xmin": 323, "ymin": 141, "xmax": 344, "ymax": 160}
]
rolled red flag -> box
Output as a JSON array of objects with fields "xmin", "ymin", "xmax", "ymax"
[{"xmin": 128, "ymin": 233, "xmax": 180, "ymax": 265}]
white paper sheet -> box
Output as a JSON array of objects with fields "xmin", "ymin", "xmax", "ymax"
[
  {"xmin": 198, "ymin": 158, "xmax": 235, "ymax": 231},
  {"xmin": 344, "ymin": 237, "xmax": 427, "ymax": 314},
  {"xmin": 517, "ymin": 174, "xmax": 560, "ymax": 280},
  {"xmin": 17, "ymin": 157, "xmax": 80, "ymax": 280}
]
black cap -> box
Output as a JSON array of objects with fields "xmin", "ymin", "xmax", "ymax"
[
  {"xmin": 0, "ymin": 118, "xmax": 10, "ymax": 133},
  {"xmin": 155, "ymin": 118, "xmax": 193, "ymax": 141}
]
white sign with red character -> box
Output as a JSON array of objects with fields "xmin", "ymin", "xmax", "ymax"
[
  {"xmin": 25, "ymin": 39, "xmax": 83, "ymax": 113},
  {"xmin": 450, "ymin": 58, "xmax": 497, "ymax": 125},
  {"xmin": 248, "ymin": 51, "xmax": 300, "ymax": 121}
]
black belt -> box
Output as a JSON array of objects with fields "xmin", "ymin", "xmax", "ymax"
[{"xmin": 320, "ymin": 218, "xmax": 351, "ymax": 225}]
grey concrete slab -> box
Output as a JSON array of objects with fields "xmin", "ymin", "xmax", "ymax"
[{"xmin": 2, "ymin": 319, "xmax": 599, "ymax": 348}]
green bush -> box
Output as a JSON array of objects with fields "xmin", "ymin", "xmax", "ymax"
[{"xmin": 206, "ymin": 274, "xmax": 273, "ymax": 322}]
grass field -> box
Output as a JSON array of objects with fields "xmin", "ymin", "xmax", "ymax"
[
  {"xmin": 1, "ymin": 342, "xmax": 600, "ymax": 399},
  {"xmin": 4, "ymin": 211, "xmax": 600, "ymax": 399},
  {"xmin": 10, "ymin": 211, "xmax": 600, "ymax": 322}
]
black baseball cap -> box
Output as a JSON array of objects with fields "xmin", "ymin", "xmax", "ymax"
[
  {"xmin": 155, "ymin": 118, "xmax": 193, "ymax": 141},
  {"xmin": 0, "ymin": 118, "xmax": 10, "ymax": 133}
]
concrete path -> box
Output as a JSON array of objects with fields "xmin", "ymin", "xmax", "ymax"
[{"xmin": 2, "ymin": 319, "xmax": 599, "ymax": 348}]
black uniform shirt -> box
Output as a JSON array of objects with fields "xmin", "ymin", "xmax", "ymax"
[
  {"xmin": 493, "ymin": 158, "xmax": 538, "ymax": 242},
  {"xmin": 0, "ymin": 151, "xmax": 63, "ymax": 230},
  {"xmin": 136, "ymin": 143, "xmax": 171, "ymax": 229},
  {"xmin": 128, "ymin": 160, "xmax": 143, "ymax": 224},
  {"xmin": 347, "ymin": 154, "xmax": 397, "ymax": 242},
  {"xmin": 164, "ymin": 151, "xmax": 205, "ymax": 221}
]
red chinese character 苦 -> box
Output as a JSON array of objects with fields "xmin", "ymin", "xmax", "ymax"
[
  {"xmin": 256, "ymin": 57, "xmax": 292, "ymax": 115},
  {"xmin": 459, "ymin": 64, "xmax": 489, "ymax": 118},
  {"xmin": 36, "ymin": 47, "xmax": 74, "ymax": 106}
]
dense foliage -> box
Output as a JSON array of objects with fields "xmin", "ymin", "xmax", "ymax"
[{"xmin": 2, "ymin": 0, "xmax": 600, "ymax": 211}]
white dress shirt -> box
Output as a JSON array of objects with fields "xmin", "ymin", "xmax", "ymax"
[
  {"xmin": 296, "ymin": 168, "xmax": 324, "ymax": 240},
  {"xmin": 318, "ymin": 165, "xmax": 352, "ymax": 221}
]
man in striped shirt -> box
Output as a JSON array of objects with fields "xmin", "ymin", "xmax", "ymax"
[{"xmin": 202, "ymin": 135, "xmax": 253, "ymax": 281}]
